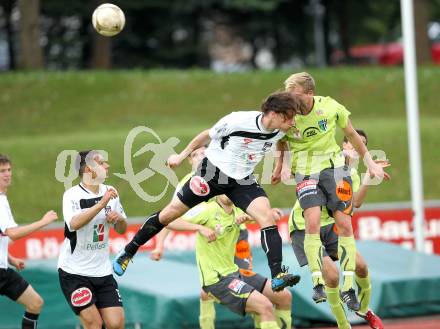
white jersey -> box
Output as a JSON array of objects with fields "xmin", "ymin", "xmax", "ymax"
[
  {"xmin": 0, "ymin": 193, "xmax": 17, "ymax": 269},
  {"xmin": 206, "ymin": 111, "xmax": 285, "ymax": 179},
  {"xmin": 57, "ymin": 184, "xmax": 126, "ymax": 277}
]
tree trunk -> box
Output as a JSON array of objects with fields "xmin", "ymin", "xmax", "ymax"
[
  {"xmin": 335, "ymin": 0, "xmax": 351, "ymax": 63},
  {"xmin": 2, "ymin": 0, "xmax": 15, "ymax": 69},
  {"xmin": 90, "ymin": 33, "xmax": 112, "ymax": 69},
  {"xmin": 90, "ymin": 0, "xmax": 111, "ymax": 69},
  {"xmin": 18, "ymin": 0, "xmax": 44, "ymax": 69},
  {"xmin": 413, "ymin": 0, "xmax": 430, "ymax": 64}
]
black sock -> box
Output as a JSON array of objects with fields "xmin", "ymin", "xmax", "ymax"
[
  {"xmin": 125, "ymin": 212, "xmax": 164, "ymax": 256},
  {"xmin": 22, "ymin": 312, "xmax": 39, "ymax": 329},
  {"xmin": 261, "ymin": 225, "xmax": 283, "ymax": 278}
]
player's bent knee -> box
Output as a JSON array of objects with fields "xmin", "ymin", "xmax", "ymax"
[
  {"xmin": 104, "ymin": 316, "xmax": 124, "ymax": 329},
  {"xmin": 258, "ymin": 298, "xmax": 276, "ymax": 317},
  {"xmin": 25, "ymin": 292, "xmax": 44, "ymax": 313},
  {"xmin": 200, "ymin": 290, "xmax": 210, "ymax": 301},
  {"xmin": 356, "ymin": 262, "xmax": 368, "ymax": 277},
  {"xmin": 274, "ymin": 289, "xmax": 292, "ymax": 308},
  {"xmin": 81, "ymin": 317, "xmax": 103, "ymax": 329}
]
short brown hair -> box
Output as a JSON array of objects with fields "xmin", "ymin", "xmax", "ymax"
[
  {"xmin": 76, "ymin": 150, "xmax": 100, "ymax": 177},
  {"xmin": 261, "ymin": 91, "xmax": 305, "ymax": 119},
  {"xmin": 343, "ymin": 129, "xmax": 368, "ymax": 146},
  {"xmin": 284, "ymin": 72, "xmax": 316, "ymax": 93},
  {"xmin": 0, "ymin": 154, "xmax": 11, "ymax": 166}
]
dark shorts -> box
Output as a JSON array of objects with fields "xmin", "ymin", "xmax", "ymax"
[
  {"xmin": 58, "ymin": 268, "xmax": 122, "ymax": 315},
  {"xmin": 290, "ymin": 223, "xmax": 339, "ymax": 267},
  {"xmin": 295, "ymin": 167, "xmax": 353, "ymax": 214},
  {"xmin": 0, "ymin": 268, "xmax": 29, "ymax": 301},
  {"xmin": 234, "ymin": 229, "xmax": 252, "ymax": 270},
  {"xmin": 177, "ymin": 157, "xmax": 267, "ymax": 212},
  {"xmin": 203, "ymin": 270, "xmax": 267, "ymax": 316}
]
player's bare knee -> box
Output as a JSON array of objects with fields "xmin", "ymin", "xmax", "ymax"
[
  {"xmin": 81, "ymin": 317, "xmax": 103, "ymax": 329},
  {"xmin": 256, "ymin": 298, "xmax": 275, "ymax": 318},
  {"xmin": 274, "ymin": 289, "xmax": 291, "ymax": 309},
  {"xmin": 26, "ymin": 294, "xmax": 44, "ymax": 313},
  {"xmin": 104, "ymin": 316, "xmax": 124, "ymax": 329},
  {"xmin": 200, "ymin": 290, "xmax": 210, "ymax": 301},
  {"xmin": 356, "ymin": 260, "xmax": 368, "ymax": 277}
]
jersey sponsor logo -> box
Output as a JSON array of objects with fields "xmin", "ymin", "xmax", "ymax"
[
  {"xmin": 243, "ymin": 138, "xmax": 253, "ymax": 144},
  {"xmin": 335, "ymin": 180, "xmax": 352, "ymax": 201},
  {"xmin": 189, "ymin": 176, "xmax": 210, "ymax": 196},
  {"xmin": 93, "ymin": 224, "xmax": 105, "ymax": 242},
  {"xmin": 296, "ymin": 180, "xmax": 318, "ymax": 192},
  {"xmin": 71, "ymin": 287, "xmax": 92, "ymax": 307},
  {"xmin": 303, "ymin": 127, "xmax": 320, "ymax": 138},
  {"xmin": 228, "ymin": 279, "xmax": 246, "ymax": 293},
  {"xmin": 318, "ymin": 119, "xmax": 328, "ymax": 131}
]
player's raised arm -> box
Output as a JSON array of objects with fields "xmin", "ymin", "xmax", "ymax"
[
  {"xmin": 343, "ymin": 121, "xmax": 385, "ymax": 180},
  {"xmin": 167, "ymin": 129, "xmax": 211, "ymax": 169}
]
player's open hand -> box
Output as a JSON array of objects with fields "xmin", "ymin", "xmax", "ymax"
[
  {"xmin": 199, "ymin": 227, "xmax": 216, "ymax": 242},
  {"xmin": 41, "ymin": 210, "xmax": 58, "ymax": 225},
  {"xmin": 236, "ymin": 214, "xmax": 252, "ymax": 225},
  {"xmin": 100, "ymin": 188, "xmax": 118, "ymax": 207}
]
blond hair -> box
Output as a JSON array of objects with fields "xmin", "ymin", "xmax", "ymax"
[{"xmin": 284, "ymin": 72, "xmax": 315, "ymax": 93}]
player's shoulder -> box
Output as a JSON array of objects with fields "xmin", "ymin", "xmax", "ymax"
[
  {"xmin": 103, "ymin": 184, "xmax": 118, "ymax": 194},
  {"xmin": 63, "ymin": 185, "xmax": 81, "ymax": 198},
  {"xmin": 229, "ymin": 110, "xmax": 260, "ymax": 120},
  {"xmin": 315, "ymin": 95, "xmax": 342, "ymax": 107}
]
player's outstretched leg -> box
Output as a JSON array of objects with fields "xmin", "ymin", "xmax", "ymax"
[
  {"xmin": 247, "ymin": 198, "xmax": 300, "ymax": 291},
  {"xmin": 113, "ymin": 212, "xmax": 164, "ymax": 275},
  {"xmin": 260, "ymin": 226, "xmax": 300, "ymax": 291}
]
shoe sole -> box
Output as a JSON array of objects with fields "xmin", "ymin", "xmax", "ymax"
[
  {"xmin": 272, "ymin": 275, "xmax": 301, "ymax": 291},
  {"xmin": 313, "ymin": 297, "xmax": 327, "ymax": 304}
]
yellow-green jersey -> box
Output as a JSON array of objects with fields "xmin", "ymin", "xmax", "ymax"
[
  {"xmin": 289, "ymin": 168, "xmax": 360, "ymax": 233},
  {"xmin": 182, "ymin": 200, "xmax": 244, "ymax": 286},
  {"xmin": 282, "ymin": 96, "xmax": 351, "ymax": 176}
]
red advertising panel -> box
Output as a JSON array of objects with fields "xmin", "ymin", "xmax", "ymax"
[{"xmin": 8, "ymin": 207, "xmax": 440, "ymax": 259}]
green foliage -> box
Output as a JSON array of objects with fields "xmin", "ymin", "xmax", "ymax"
[{"xmin": 0, "ymin": 68, "xmax": 439, "ymax": 223}]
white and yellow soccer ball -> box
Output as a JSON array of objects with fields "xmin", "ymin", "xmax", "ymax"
[{"xmin": 92, "ymin": 3, "xmax": 125, "ymax": 37}]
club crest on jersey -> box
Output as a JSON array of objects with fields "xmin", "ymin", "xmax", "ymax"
[
  {"xmin": 243, "ymin": 138, "xmax": 253, "ymax": 144},
  {"xmin": 318, "ymin": 119, "xmax": 328, "ymax": 131},
  {"xmin": 316, "ymin": 109, "xmax": 324, "ymax": 116},
  {"xmin": 190, "ymin": 176, "xmax": 210, "ymax": 196},
  {"xmin": 228, "ymin": 279, "xmax": 246, "ymax": 293},
  {"xmin": 262, "ymin": 142, "xmax": 272, "ymax": 151},
  {"xmin": 104, "ymin": 206, "xmax": 111, "ymax": 215},
  {"xmin": 71, "ymin": 287, "xmax": 92, "ymax": 307}
]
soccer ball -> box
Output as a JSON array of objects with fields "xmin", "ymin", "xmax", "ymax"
[{"xmin": 92, "ymin": 3, "xmax": 125, "ymax": 37}]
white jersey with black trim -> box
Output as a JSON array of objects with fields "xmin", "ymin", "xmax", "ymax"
[
  {"xmin": 0, "ymin": 193, "xmax": 17, "ymax": 269},
  {"xmin": 206, "ymin": 111, "xmax": 285, "ymax": 179},
  {"xmin": 57, "ymin": 184, "xmax": 127, "ymax": 277}
]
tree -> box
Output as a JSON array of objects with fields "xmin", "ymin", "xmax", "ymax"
[
  {"xmin": 413, "ymin": 0, "xmax": 430, "ymax": 64},
  {"xmin": 18, "ymin": 0, "xmax": 44, "ymax": 69}
]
